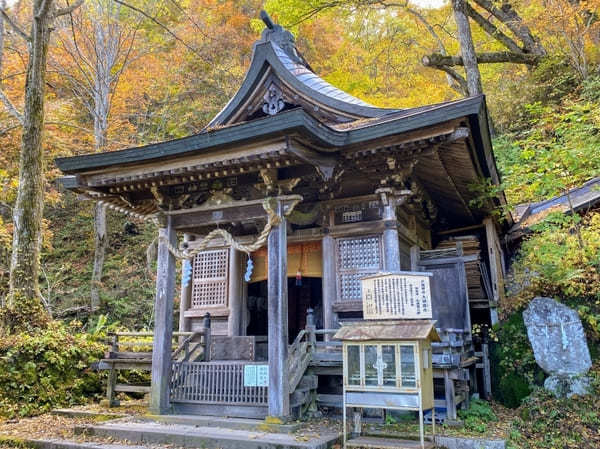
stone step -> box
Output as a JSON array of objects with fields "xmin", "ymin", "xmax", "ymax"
[
  {"xmin": 0, "ymin": 437, "xmax": 146, "ymax": 449},
  {"xmin": 346, "ymin": 436, "xmax": 434, "ymax": 449},
  {"xmin": 139, "ymin": 414, "xmax": 302, "ymax": 433},
  {"xmin": 51, "ymin": 409, "xmax": 128, "ymax": 420},
  {"xmin": 76, "ymin": 421, "xmax": 340, "ymax": 449}
]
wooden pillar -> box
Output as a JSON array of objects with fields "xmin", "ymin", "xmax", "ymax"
[
  {"xmin": 150, "ymin": 215, "xmax": 177, "ymax": 415},
  {"xmin": 410, "ymin": 245, "xmax": 420, "ymax": 271},
  {"xmin": 241, "ymin": 273, "xmax": 249, "ymax": 336},
  {"xmin": 322, "ymin": 232, "xmax": 336, "ymax": 336},
  {"xmin": 178, "ymin": 233, "xmax": 193, "ymax": 334},
  {"xmin": 228, "ymin": 247, "xmax": 242, "ymax": 336},
  {"xmin": 268, "ymin": 200, "xmax": 290, "ymax": 419},
  {"xmin": 484, "ymin": 217, "xmax": 502, "ymax": 325},
  {"xmin": 382, "ymin": 202, "xmax": 401, "ymax": 272},
  {"xmin": 444, "ymin": 370, "xmax": 457, "ymax": 421}
]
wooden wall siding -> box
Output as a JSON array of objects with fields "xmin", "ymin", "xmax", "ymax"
[
  {"xmin": 416, "ymin": 251, "xmax": 470, "ymax": 332},
  {"xmin": 336, "ymin": 235, "xmax": 383, "ymax": 302},
  {"xmin": 191, "ymin": 249, "xmax": 229, "ymax": 309},
  {"xmin": 170, "ymin": 362, "xmax": 268, "ymax": 405}
]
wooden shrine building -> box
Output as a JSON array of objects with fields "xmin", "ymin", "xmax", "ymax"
[{"xmin": 56, "ymin": 12, "xmax": 509, "ymax": 421}]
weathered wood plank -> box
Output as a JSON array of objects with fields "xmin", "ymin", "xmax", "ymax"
[
  {"xmin": 209, "ymin": 336, "xmax": 256, "ymax": 361},
  {"xmin": 114, "ymin": 384, "xmax": 151, "ymax": 393}
]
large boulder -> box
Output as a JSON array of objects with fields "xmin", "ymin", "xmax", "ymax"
[{"xmin": 523, "ymin": 297, "xmax": 592, "ymax": 397}]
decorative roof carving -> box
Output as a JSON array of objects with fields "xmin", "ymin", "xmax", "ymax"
[
  {"xmin": 259, "ymin": 11, "xmax": 307, "ymax": 67},
  {"xmin": 207, "ymin": 11, "xmax": 398, "ymax": 127},
  {"xmin": 262, "ymin": 82, "xmax": 285, "ymax": 116}
]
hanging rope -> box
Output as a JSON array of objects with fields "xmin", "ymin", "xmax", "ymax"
[{"xmin": 158, "ymin": 196, "xmax": 301, "ymax": 261}]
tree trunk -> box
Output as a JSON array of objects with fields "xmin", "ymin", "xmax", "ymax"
[
  {"xmin": 89, "ymin": 14, "xmax": 117, "ymax": 310},
  {"xmin": 90, "ymin": 202, "xmax": 107, "ymax": 311},
  {"xmin": 8, "ymin": 1, "xmax": 52, "ymax": 311},
  {"xmin": 451, "ymin": 0, "xmax": 483, "ymax": 96},
  {"xmin": 0, "ymin": 0, "xmax": 5, "ymax": 85}
]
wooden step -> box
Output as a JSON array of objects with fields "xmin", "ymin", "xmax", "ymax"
[
  {"xmin": 317, "ymin": 393, "xmax": 342, "ymax": 408},
  {"xmin": 310, "ymin": 352, "xmax": 342, "ymax": 367}
]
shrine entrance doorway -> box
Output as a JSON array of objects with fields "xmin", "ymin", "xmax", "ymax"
[{"xmin": 246, "ymin": 277, "xmax": 323, "ymax": 344}]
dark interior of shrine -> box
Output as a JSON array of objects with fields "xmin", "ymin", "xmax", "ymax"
[{"xmin": 246, "ymin": 277, "xmax": 323, "ymax": 344}]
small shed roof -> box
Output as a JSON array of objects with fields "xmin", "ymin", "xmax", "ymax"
[
  {"xmin": 334, "ymin": 320, "xmax": 440, "ymax": 342},
  {"xmin": 509, "ymin": 176, "xmax": 600, "ymax": 239}
]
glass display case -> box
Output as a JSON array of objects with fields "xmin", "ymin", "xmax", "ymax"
[
  {"xmin": 335, "ymin": 320, "xmax": 439, "ymax": 449},
  {"xmin": 344, "ymin": 343, "xmax": 417, "ymax": 390}
]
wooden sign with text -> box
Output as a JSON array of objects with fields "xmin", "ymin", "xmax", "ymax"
[{"xmin": 361, "ymin": 272, "xmax": 433, "ymax": 320}]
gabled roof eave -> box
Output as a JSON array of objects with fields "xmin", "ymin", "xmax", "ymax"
[
  {"xmin": 207, "ymin": 41, "xmax": 397, "ymax": 128},
  {"xmin": 56, "ymin": 97, "xmax": 487, "ymax": 175}
]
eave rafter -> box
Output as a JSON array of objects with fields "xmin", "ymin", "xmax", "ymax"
[
  {"xmin": 87, "ymin": 149, "xmax": 296, "ymax": 191},
  {"xmin": 343, "ymin": 126, "xmax": 469, "ymax": 167}
]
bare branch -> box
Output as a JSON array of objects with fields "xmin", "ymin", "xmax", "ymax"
[
  {"xmin": 464, "ymin": 2, "xmax": 523, "ymax": 54},
  {"xmin": 422, "ymin": 51, "xmax": 540, "ymax": 67},
  {"xmin": 0, "ymin": 8, "xmax": 31, "ymax": 41},
  {"xmin": 0, "ymin": 123, "xmax": 20, "ymax": 135},
  {"xmin": 0, "ymin": 88, "xmax": 23, "ymax": 124},
  {"xmin": 112, "ymin": 0, "xmax": 198, "ymax": 58},
  {"xmin": 437, "ymin": 65, "xmax": 468, "ymax": 96},
  {"xmin": 471, "ymin": 0, "xmax": 546, "ymax": 56},
  {"xmin": 53, "ymin": 0, "xmax": 85, "ymax": 18}
]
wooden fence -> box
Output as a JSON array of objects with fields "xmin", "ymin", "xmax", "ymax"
[{"xmin": 170, "ymin": 361, "xmax": 268, "ymax": 405}]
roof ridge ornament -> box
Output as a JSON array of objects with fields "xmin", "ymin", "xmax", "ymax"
[{"xmin": 259, "ymin": 10, "xmax": 307, "ymax": 67}]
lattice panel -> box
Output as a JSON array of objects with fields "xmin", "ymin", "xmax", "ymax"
[
  {"xmin": 191, "ymin": 249, "xmax": 229, "ymax": 308},
  {"xmin": 337, "ymin": 236, "xmax": 382, "ymax": 301},
  {"xmin": 337, "ymin": 236, "xmax": 381, "ymax": 270}
]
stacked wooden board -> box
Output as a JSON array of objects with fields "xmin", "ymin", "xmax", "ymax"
[{"xmin": 436, "ymin": 236, "xmax": 492, "ymax": 306}]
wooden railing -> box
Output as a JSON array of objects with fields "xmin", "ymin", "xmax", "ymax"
[
  {"xmin": 288, "ymin": 329, "xmax": 311, "ymax": 392},
  {"xmin": 99, "ymin": 314, "xmax": 212, "ymax": 406},
  {"xmin": 170, "ymin": 361, "xmax": 268, "ymax": 405}
]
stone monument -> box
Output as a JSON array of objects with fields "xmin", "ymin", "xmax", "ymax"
[{"xmin": 523, "ymin": 297, "xmax": 592, "ymax": 398}]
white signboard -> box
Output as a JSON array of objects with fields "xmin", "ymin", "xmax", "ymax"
[
  {"xmin": 244, "ymin": 364, "xmax": 269, "ymax": 387},
  {"xmin": 256, "ymin": 365, "xmax": 269, "ymax": 387},
  {"xmin": 361, "ymin": 272, "xmax": 432, "ymax": 320}
]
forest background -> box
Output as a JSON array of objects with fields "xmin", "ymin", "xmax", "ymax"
[{"xmin": 0, "ymin": 0, "xmax": 600, "ymax": 445}]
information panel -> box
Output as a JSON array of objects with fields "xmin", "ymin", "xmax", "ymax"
[
  {"xmin": 244, "ymin": 364, "xmax": 269, "ymax": 387},
  {"xmin": 361, "ymin": 272, "xmax": 433, "ymax": 320}
]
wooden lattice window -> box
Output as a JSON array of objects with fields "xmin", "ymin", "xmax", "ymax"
[
  {"xmin": 191, "ymin": 249, "xmax": 229, "ymax": 308},
  {"xmin": 336, "ymin": 235, "xmax": 383, "ymax": 301}
]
